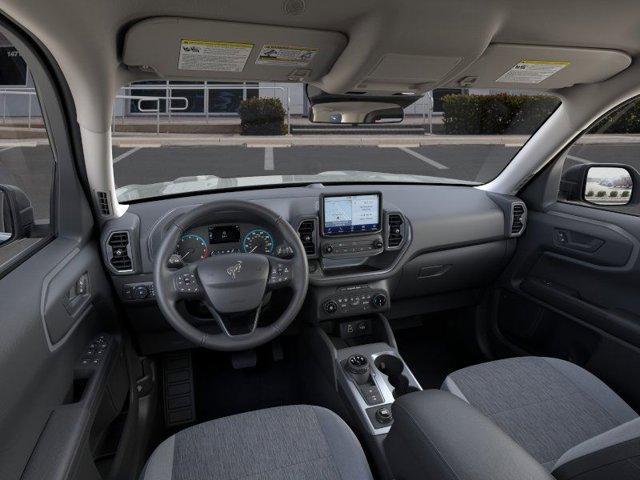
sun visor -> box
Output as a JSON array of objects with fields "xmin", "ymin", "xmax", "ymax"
[
  {"xmin": 356, "ymin": 54, "xmax": 462, "ymax": 93},
  {"xmin": 450, "ymin": 44, "xmax": 631, "ymax": 90},
  {"xmin": 122, "ymin": 17, "xmax": 347, "ymax": 82}
]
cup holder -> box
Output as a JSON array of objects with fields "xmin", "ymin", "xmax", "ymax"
[{"xmin": 374, "ymin": 354, "xmax": 419, "ymax": 399}]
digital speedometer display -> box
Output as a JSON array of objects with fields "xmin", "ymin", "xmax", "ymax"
[{"xmin": 242, "ymin": 229, "xmax": 274, "ymax": 254}]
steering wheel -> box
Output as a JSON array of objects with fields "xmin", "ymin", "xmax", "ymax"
[{"xmin": 153, "ymin": 200, "xmax": 309, "ymax": 351}]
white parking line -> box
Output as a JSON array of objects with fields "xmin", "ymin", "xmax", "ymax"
[
  {"xmin": 378, "ymin": 144, "xmax": 420, "ymax": 148},
  {"xmin": 566, "ymin": 154, "xmax": 595, "ymax": 164},
  {"xmin": 264, "ymin": 147, "xmax": 274, "ymax": 170},
  {"xmin": 398, "ymin": 147, "xmax": 448, "ymax": 170},
  {"xmin": 113, "ymin": 147, "xmax": 142, "ymax": 164}
]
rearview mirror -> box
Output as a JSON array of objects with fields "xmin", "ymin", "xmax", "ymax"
[
  {"xmin": 584, "ymin": 166, "xmax": 633, "ymax": 206},
  {"xmin": 310, "ymin": 102, "xmax": 404, "ymax": 124},
  {"xmin": 306, "ymin": 85, "xmax": 421, "ymax": 125}
]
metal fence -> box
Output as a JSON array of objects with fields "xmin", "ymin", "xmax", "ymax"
[
  {"xmin": 0, "ymin": 88, "xmax": 40, "ymax": 128},
  {"xmin": 114, "ymin": 84, "xmax": 293, "ymax": 134}
]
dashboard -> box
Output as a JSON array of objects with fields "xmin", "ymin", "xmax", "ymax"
[{"xmin": 100, "ymin": 184, "xmax": 527, "ymax": 353}]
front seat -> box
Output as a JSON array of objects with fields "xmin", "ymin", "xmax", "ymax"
[
  {"xmin": 141, "ymin": 404, "xmax": 374, "ymax": 480},
  {"xmin": 443, "ymin": 356, "xmax": 640, "ymax": 477}
]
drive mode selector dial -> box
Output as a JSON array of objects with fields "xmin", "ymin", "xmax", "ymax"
[{"xmin": 345, "ymin": 354, "xmax": 369, "ymax": 375}]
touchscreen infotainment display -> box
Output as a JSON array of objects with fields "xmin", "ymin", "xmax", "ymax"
[{"xmin": 322, "ymin": 194, "xmax": 381, "ymax": 235}]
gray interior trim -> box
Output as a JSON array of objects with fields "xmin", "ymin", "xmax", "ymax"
[
  {"xmin": 140, "ymin": 436, "xmax": 175, "ymax": 480},
  {"xmin": 441, "ymin": 376, "xmax": 468, "ymax": 403},
  {"xmin": 553, "ymin": 418, "xmax": 640, "ymax": 476}
]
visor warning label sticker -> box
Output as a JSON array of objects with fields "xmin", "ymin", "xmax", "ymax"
[
  {"xmin": 256, "ymin": 45, "xmax": 317, "ymax": 67},
  {"xmin": 178, "ymin": 40, "xmax": 253, "ymax": 72},
  {"xmin": 496, "ymin": 60, "xmax": 570, "ymax": 84}
]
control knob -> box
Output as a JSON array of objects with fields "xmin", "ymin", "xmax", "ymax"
[
  {"xmin": 345, "ymin": 354, "xmax": 371, "ymax": 385},
  {"xmin": 133, "ymin": 285, "xmax": 150, "ymax": 300},
  {"xmin": 373, "ymin": 239, "xmax": 384, "ymax": 249},
  {"xmin": 375, "ymin": 406, "xmax": 393, "ymax": 425},
  {"xmin": 324, "ymin": 300, "xmax": 338, "ymax": 314},
  {"xmin": 324, "ymin": 244, "xmax": 334, "ymax": 254},
  {"xmin": 372, "ymin": 294, "xmax": 387, "ymax": 309}
]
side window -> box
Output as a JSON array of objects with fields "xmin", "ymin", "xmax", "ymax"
[
  {"xmin": 559, "ymin": 97, "xmax": 640, "ymax": 216},
  {"xmin": 0, "ymin": 33, "xmax": 55, "ymax": 268}
]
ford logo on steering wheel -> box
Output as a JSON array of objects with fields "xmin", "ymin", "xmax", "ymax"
[{"xmin": 226, "ymin": 260, "xmax": 243, "ymax": 280}]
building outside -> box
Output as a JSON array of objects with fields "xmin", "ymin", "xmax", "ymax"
[{"xmin": 112, "ymin": 81, "xmax": 459, "ymax": 119}]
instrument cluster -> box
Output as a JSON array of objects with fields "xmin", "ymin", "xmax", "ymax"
[{"xmin": 173, "ymin": 224, "xmax": 278, "ymax": 264}]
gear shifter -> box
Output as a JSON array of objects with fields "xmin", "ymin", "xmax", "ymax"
[{"xmin": 344, "ymin": 354, "xmax": 371, "ymax": 385}]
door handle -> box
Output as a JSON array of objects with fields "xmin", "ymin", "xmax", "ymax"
[
  {"xmin": 64, "ymin": 272, "xmax": 91, "ymax": 317},
  {"xmin": 554, "ymin": 229, "xmax": 604, "ymax": 253}
]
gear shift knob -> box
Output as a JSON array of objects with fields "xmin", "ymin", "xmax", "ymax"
[{"xmin": 345, "ymin": 354, "xmax": 371, "ymax": 384}]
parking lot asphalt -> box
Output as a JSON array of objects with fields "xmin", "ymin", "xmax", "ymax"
[
  {"xmin": 2, "ymin": 142, "xmax": 640, "ymax": 220},
  {"xmin": 111, "ymin": 143, "xmax": 640, "ymax": 188}
]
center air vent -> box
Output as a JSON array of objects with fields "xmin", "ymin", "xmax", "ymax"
[
  {"xmin": 387, "ymin": 213, "xmax": 405, "ymax": 248},
  {"xmin": 107, "ymin": 231, "xmax": 133, "ymax": 272},
  {"xmin": 511, "ymin": 203, "xmax": 527, "ymax": 236},
  {"xmin": 298, "ymin": 219, "xmax": 316, "ymax": 256}
]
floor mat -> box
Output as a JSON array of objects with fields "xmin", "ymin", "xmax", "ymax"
[
  {"xmin": 191, "ymin": 341, "xmax": 304, "ymax": 422},
  {"xmin": 394, "ymin": 312, "xmax": 485, "ymax": 389}
]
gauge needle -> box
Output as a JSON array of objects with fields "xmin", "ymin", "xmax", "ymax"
[
  {"xmin": 181, "ymin": 249, "xmax": 193, "ymax": 260},
  {"xmin": 249, "ymin": 245, "xmax": 258, "ymax": 253}
]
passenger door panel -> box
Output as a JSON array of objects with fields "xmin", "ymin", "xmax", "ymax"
[{"xmin": 494, "ymin": 201, "xmax": 640, "ymax": 410}]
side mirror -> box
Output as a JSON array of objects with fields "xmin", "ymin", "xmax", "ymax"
[
  {"xmin": 560, "ymin": 164, "xmax": 636, "ymax": 206},
  {"xmin": 0, "ymin": 185, "xmax": 34, "ymax": 245},
  {"xmin": 584, "ymin": 166, "xmax": 633, "ymax": 205}
]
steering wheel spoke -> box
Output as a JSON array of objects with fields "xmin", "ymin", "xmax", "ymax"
[
  {"xmin": 168, "ymin": 264, "xmax": 204, "ymax": 301},
  {"xmin": 266, "ymin": 256, "xmax": 295, "ymax": 290},
  {"xmin": 204, "ymin": 303, "xmax": 262, "ymax": 337}
]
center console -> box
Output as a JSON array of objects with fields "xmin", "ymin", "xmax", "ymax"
[
  {"xmin": 337, "ymin": 343, "xmax": 422, "ymax": 435},
  {"xmin": 303, "ymin": 314, "xmax": 422, "ymax": 479}
]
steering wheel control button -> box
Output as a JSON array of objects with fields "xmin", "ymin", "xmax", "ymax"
[
  {"xmin": 175, "ymin": 273, "xmax": 200, "ymax": 295},
  {"xmin": 269, "ymin": 262, "xmax": 291, "ymax": 286}
]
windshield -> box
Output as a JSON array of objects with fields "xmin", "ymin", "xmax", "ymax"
[{"xmin": 111, "ymin": 84, "xmax": 561, "ymax": 202}]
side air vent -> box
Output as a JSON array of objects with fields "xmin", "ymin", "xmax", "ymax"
[
  {"xmin": 511, "ymin": 203, "xmax": 527, "ymax": 236},
  {"xmin": 298, "ymin": 219, "xmax": 317, "ymax": 256},
  {"xmin": 387, "ymin": 213, "xmax": 405, "ymax": 249},
  {"xmin": 107, "ymin": 231, "xmax": 133, "ymax": 272},
  {"xmin": 96, "ymin": 191, "xmax": 111, "ymax": 216}
]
